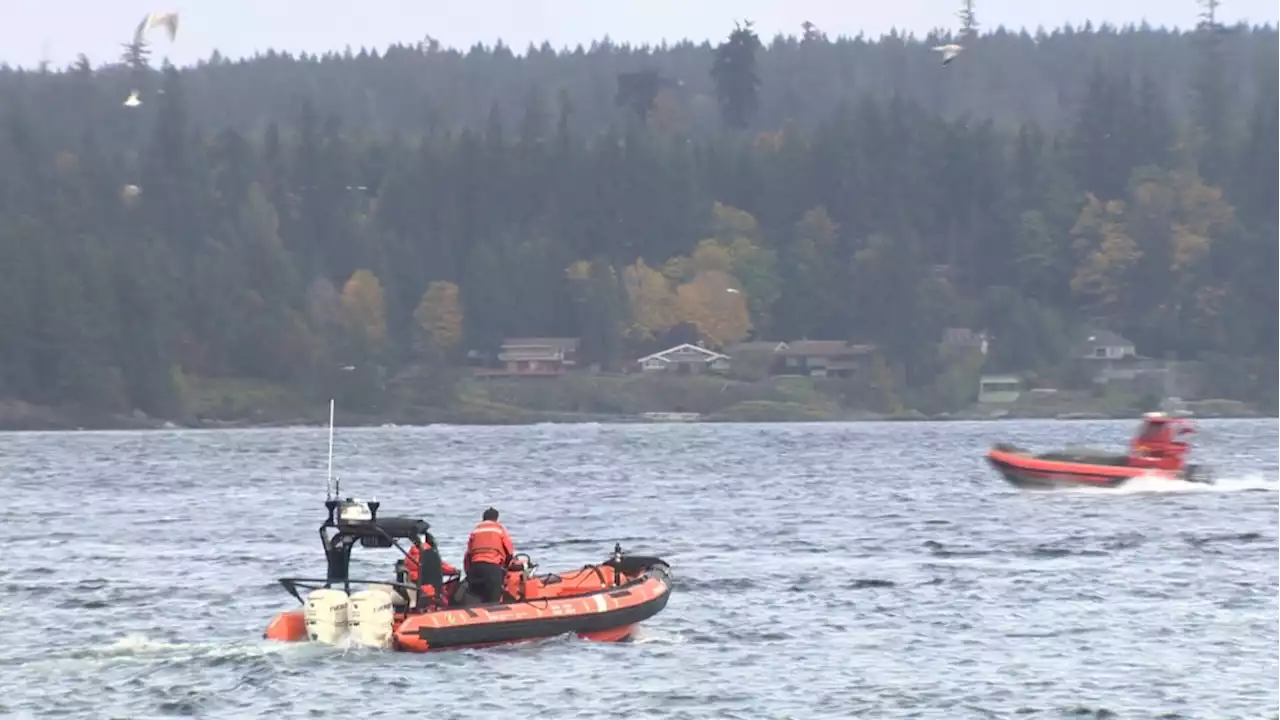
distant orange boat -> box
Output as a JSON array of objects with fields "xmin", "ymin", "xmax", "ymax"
[{"xmin": 985, "ymin": 413, "xmax": 1214, "ymax": 490}]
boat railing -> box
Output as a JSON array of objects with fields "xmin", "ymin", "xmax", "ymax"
[{"xmin": 278, "ymin": 576, "xmax": 427, "ymax": 605}]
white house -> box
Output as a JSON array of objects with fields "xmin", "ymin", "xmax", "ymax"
[
  {"xmin": 1080, "ymin": 329, "xmax": 1137, "ymax": 360},
  {"xmin": 941, "ymin": 327, "xmax": 989, "ymax": 356},
  {"xmin": 636, "ymin": 344, "xmax": 731, "ymax": 375},
  {"xmin": 978, "ymin": 374, "xmax": 1022, "ymax": 404}
]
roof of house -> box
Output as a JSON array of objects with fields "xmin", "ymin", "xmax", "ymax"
[
  {"xmin": 637, "ymin": 343, "xmax": 730, "ymax": 363},
  {"xmin": 502, "ymin": 337, "xmax": 580, "ymax": 351},
  {"xmin": 499, "ymin": 345, "xmax": 565, "ymax": 361},
  {"xmin": 726, "ymin": 341, "xmax": 789, "ymax": 354},
  {"xmin": 1083, "ymin": 329, "xmax": 1133, "ymax": 347},
  {"xmin": 941, "ymin": 327, "xmax": 986, "ymax": 345},
  {"xmin": 778, "ymin": 340, "xmax": 875, "ymax": 357}
]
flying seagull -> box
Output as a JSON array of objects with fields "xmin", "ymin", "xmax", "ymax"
[
  {"xmin": 133, "ymin": 12, "xmax": 180, "ymax": 45},
  {"xmin": 123, "ymin": 90, "xmax": 142, "ymax": 107},
  {"xmin": 932, "ymin": 44, "xmax": 964, "ymax": 65}
]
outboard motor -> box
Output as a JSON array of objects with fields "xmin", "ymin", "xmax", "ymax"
[{"xmin": 1184, "ymin": 463, "xmax": 1213, "ymax": 484}]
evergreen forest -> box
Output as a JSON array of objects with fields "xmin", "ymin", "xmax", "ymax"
[{"xmin": 0, "ymin": 16, "xmax": 1275, "ymax": 424}]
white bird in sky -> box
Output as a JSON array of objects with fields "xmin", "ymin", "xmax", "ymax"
[
  {"xmin": 932, "ymin": 43, "xmax": 964, "ymax": 65},
  {"xmin": 123, "ymin": 90, "xmax": 142, "ymax": 107},
  {"xmin": 726, "ymin": 288, "xmax": 741, "ymax": 294},
  {"xmin": 133, "ymin": 12, "xmax": 180, "ymax": 45}
]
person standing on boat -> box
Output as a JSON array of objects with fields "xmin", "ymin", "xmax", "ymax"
[
  {"xmin": 1128, "ymin": 413, "xmax": 1189, "ymax": 471},
  {"xmin": 463, "ymin": 507, "xmax": 515, "ymax": 604}
]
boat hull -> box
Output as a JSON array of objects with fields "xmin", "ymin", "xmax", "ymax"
[
  {"xmin": 985, "ymin": 444, "xmax": 1207, "ymax": 490},
  {"xmin": 265, "ymin": 561, "xmax": 672, "ymax": 652},
  {"xmin": 395, "ymin": 564, "xmax": 671, "ymax": 652}
]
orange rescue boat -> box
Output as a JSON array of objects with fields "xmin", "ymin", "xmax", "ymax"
[
  {"xmin": 985, "ymin": 413, "xmax": 1213, "ymax": 490},
  {"xmin": 263, "ymin": 497, "xmax": 672, "ymax": 652}
]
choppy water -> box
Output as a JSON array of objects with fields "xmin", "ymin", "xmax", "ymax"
[{"xmin": 0, "ymin": 419, "xmax": 1276, "ymax": 719}]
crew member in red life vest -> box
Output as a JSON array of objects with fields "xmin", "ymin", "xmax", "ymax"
[
  {"xmin": 1128, "ymin": 413, "xmax": 1188, "ymax": 471},
  {"xmin": 405, "ymin": 531, "xmax": 458, "ymax": 583},
  {"xmin": 405, "ymin": 529, "xmax": 457, "ymax": 608},
  {"xmin": 464, "ymin": 507, "xmax": 515, "ymax": 604}
]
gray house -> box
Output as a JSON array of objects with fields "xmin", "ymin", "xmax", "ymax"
[
  {"xmin": 775, "ymin": 340, "xmax": 876, "ymax": 378},
  {"xmin": 1079, "ymin": 329, "xmax": 1136, "ymax": 360}
]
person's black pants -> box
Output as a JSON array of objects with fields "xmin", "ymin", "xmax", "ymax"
[{"xmin": 466, "ymin": 561, "xmax": 506, "ymax": 604}]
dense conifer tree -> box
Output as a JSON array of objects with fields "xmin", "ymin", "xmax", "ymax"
[{"xmin": 0, "ymin": 22, "xmax": 1274, "ymax": 415}]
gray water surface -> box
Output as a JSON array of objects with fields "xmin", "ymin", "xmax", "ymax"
[{"xmin": 1, "ymin": 419, "xmax": 1277, "ymax": 719}]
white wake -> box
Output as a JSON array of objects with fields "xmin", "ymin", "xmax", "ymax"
[{"xmin": 1067, "ymin": 472, "xmax": 1277, "ymax": 496}]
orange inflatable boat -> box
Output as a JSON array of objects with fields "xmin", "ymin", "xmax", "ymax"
[
  {"xmin": 985, "ymin": 413, "xmax": 1213, "ymax": 490},
  {"xmin": 263, "ymin": 497, "xmax": 672, "ymax": 652},
  {"xmin": 985, "ymin": 443, "xmax": 1207, "ymax": 489}
]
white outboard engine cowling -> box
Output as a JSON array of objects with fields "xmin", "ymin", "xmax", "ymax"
[
  {"xmin": 305, "ymin": 588, "xmax": 349, "ymax": 645},
  {"xmin": 348, "ymin": 589, "xmax": 396, "ymax": 649}
]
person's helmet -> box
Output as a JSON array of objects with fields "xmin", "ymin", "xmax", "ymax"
[{"xmin": 483, "ymin": 507, "xmax": 499, "ymax": 522}]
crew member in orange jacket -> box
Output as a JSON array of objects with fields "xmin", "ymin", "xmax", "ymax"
[
  {"xmin": 405, "ymin": 531, "xmax": 458, "ymax": 584},
  {"xmin": 463, "ymin": 507, "xmax": 515, "ymax": 604},
  {"xmin": 404, "ymin": 529, "xmax": 458, "ymax": 608},
  {"xmin": 1128, "ymin": 413, "xmax": 1187, "ymax": 471}
]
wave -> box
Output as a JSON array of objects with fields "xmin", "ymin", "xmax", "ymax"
[
  {"xmin": 1065, "ymin": 472, "xmax": 1277, "ymax": 496},
  {"xmin": 9, "ymin": 632, "xmax": 319, "ymax": 671},
  {"xmin": 628, "ymin": 626, "xmax": 687, "ymax": 645}
]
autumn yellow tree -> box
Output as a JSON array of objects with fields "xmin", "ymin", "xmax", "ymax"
[
  {"xmin": 340, "ymin": 269, "xmax": 388, "ymax": 357},
  {"xmin": 692, "ymin": 239, "xmax": 735, "ymax": 274},
  {"xmin": 1126, "ymin": 168, "xmax": 1234, "ymax": 340},
  {"xmin": 675, "ymin": 269, "xmax": 751, "ymax": 347},
  {"xmin": 664, "ymin": 202, "xmax": 781, "ymax": 334},
  {"xmin": 1129, "ymin": 168, "xmax": 1232, "ymax": 276},
  {"xmin": 412, "ymin": 281, "xmax": 463, "ymax": 360},
  {"xmin": 623, "ymin": 258, "xmax": 681, "ymax": 340},
  {"xmin": 1070, "ymin": 168, "xmax": 1234, "ymax": 339},
  {"xmin": 663, "ymin": 231, "xmax": 737, "ymax": 281},
  {"xmin": 565, "ymin": 259, "xmax": 591, "ymax": 283},
  {"xmin": 709, "ymin": 201, "xmax": 761, "ymax": 243},
  {"xmin": 1069, "ymin": 194, "xmax": 1141, "ymax": 313}
]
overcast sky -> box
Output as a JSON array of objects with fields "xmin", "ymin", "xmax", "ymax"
[{"xmin": 3, "ymin": 0, "xmax": 1277, "ymax": 69}]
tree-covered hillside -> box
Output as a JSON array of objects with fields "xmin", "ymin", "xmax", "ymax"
[
  {"xmin": 3, "ymin": 20, "xmax": 1276, "ymax": 142},
  {"xmin": 0, "ymin": 20, "xmax": 1275, "ymax": 420}
]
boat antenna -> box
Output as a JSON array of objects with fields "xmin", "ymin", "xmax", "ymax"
[{"xmin": 326, "ymin": 398, "xmax": 335, "ymax": 501}]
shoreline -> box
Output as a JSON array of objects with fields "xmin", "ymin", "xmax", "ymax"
[
  {"xmin": 0, "ymin": 403, "xmax": 1270, "ymax": 433},
  {"xmin": 3, "ymin": 373, "xmax": 1270, "ymax": 432}
]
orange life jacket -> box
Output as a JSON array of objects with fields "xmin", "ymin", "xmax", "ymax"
[
  {"xmin": 1132, "ymin": 424, "xmax": 1175, "ymax": 456},
  {"xmin": 406, "ymin": 542, "xmax": 457, "ymax": 582},
  {"xmin": 464, "ymin": 520, "xmax": 514, "ymax": 570}
]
